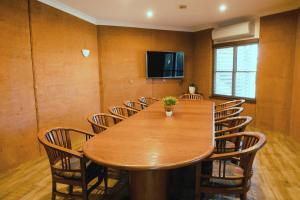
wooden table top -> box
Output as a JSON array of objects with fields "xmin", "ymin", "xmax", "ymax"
[{"xmin": 83, "ymin": 100, "xmax": 215, "ymax": 170}]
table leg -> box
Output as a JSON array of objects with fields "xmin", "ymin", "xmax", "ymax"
[{"xmin": 129, "ymin": 170, "xmax": 168, "ymax": 200}]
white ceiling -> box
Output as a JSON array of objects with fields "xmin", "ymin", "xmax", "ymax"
[{"xmin": 39, "ymin": 0, "xmax": 300, "ymax": 32}]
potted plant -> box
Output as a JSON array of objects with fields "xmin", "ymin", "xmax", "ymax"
[
  {"xmin": 189, "ymin": 83, "xmax": 196, "ymax": 94},
  {"xmin": 162, "ymin": 96, "xmax": 177, "ymax": 117}
]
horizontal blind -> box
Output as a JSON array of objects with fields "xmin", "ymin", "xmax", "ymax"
[
  {"xmin": 214, "ymin": 47, "xmax": 234, "ymax": 96},
  {"xmin": 235, "ymin": 44, "xmax": 258, "ymax": 99},
  {"xmin": 214, "ymin": 43, "xmax": 258, "ymax": 99}
]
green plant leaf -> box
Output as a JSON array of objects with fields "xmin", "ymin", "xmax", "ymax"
[{"xmin": 162, "ymin": 96, "xmax": 177, "ymax": 106}]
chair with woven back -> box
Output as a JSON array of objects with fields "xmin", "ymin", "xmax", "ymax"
[
  {"xmin": 123, "ymin": 100, "xmax": 147, "ymax": 111},
  {"xmin": 138, "ymin": 97, "xmax": 159, "ymax": 107},
  {"xmin": 38, "ymin": 128, "xmax": 107, "ymax": 200},
  {"xmin": 109, "ymin": 106, "xmax": 138, "ymax": 119},
  {"xmin": 87, "ymin": 113, "xmax": 124, "ymax": 134},
  {"xmin": 195, "ymin": 132, "xmax": 266, "ymax": 200},
  {"xmin": 215, "ymin": 107, "xmax": 244, "ymax": 121},
  {"xmin": 179, "ymin": 93, "xmax": 204, "ymax": 100},
  {"xmin": 215, "ymin": 99, "xmax": 246, "ymax": 111}
]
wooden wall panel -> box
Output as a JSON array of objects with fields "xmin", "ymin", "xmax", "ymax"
[
  {"xmin": 29, "ymin": 1, "xmax": 100, "ymax": 132},
  {"xmin": 192, "ymin": 29, "xmax": 213, "ymax": 98},
  {"xmin": 290, "ymin": 9, "xmax": 300, "ymax": 142},
  {"xmin": 97, "ymin": 26, "xmax": 194, "ymax": 110},
  {"xmin": 0, "ymin": 0, "xmax": 38, "ymax": 172},
  {"xmin": 256, "ymin": 10, "xmax": 298, "ymax": 133}
]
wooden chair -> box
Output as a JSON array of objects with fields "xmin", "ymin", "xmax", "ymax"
[
  {"xmin": 109, "ymin": 106, "xmax": 138, "ymax": 119},
  {"xmin": 215, "ymin": 107, "xmax": 244, "ymax": 121},
  {"xmin": 38, "ymin": 128, "xmax": 107, "ymax": 200},
  {"xmin": 138, "ymin": 97, "xmax": 159, "ymax": 107},
  {"xmin": 87, "ymin": 113, "xmax": 124, "ymax": 134},
  {"xmin": 179, "ymin": 93, "xmax": 204, "ymax": 100},
  {"xmin": 215, "ymin": 116, "xmax": 252, "ymax": 137},
  {"xmin": 215, "ymin": 99, "xmax": 246, "ymax": 111},
  {"xmin": 195, "ymin": 132, "xmax": 266, "ymax": 200},
  {"xmin": 123, "ymin": 100, "xmax": 147, "ymax": 111}
]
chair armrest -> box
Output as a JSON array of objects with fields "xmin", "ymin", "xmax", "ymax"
[
  {"xmin": 39, "ymin": 138, "xmax": 83, "ymax": 158},
  {"xmin": 111, "ymin": 113, "xmax": 127, "ymax": 119},
  {"xmin": 126, "ymin": 106, "xmax": 140, "ymax": 111},
  {"xmin": 135, "ymin": 101, "xmax": 147, "ymax": 107},
  {"xmin": 107, "ymin": 113, "xmax": 125, "ymax": 121},
  {"xmin": 215, "ymin": 132, "xmax": 244, "ymax": 140},
  {"xmin": 125, "ymin": 107, "xmax": 139, "ymax": 113},
  {"xmin": 215, "ymin": 126, "xmax": 238, "ymax": 136},
  {"xmin": 87, "ymin": 119, "xmax": 109, "ymax": 130},
  {"xmin": 215, "ymin": 100, "xmax": 235, "ymax": 108},
  {"xmin": 69, "ymin": 128, "xmax": 96, "ymax": 137},
  {"xmin": 139, "ymin": 101, "xmax": 149, "ymax": 108}
]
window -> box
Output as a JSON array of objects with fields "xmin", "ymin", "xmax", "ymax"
[{"xmin": 213, "ymin": 41, "xmax": 258, "ymax": 100}]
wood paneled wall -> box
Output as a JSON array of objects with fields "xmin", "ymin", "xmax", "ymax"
[
  {"xmin": 192, "ymin": 9, "xmax": 300, "ymax": 137},
  {"xmin": 192, "ymin": 29, "xmax": 213, "ymax": 99},
  {"xmin": 97, "ymin": 26, "xmax": 194, "ymax": 110},
  {"xmin": 0, "ymin": 0, "xmax": 101, "ymax": 172},
  {"xmin": 290, "ymin": 10, "xmax": 300, "ymax": 142},
  {"xmin": 256, "ymin": 10, "xmax": 298, "ymax": 134},
  {"xmin": 29, "ymin": 1, "xmax": 100, "ymax": 131},
  {"xmin": 0, "ymin": 0, "xmax": 38, "ymax": 172}
]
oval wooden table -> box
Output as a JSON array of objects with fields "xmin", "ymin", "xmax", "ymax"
[{"xmin": 83, "ymin": 100, "xmax": 215, "ymax": 200}]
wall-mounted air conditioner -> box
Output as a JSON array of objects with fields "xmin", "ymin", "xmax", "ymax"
[{"xmin": 212, "ymin": 21, "xmax": 256, "ymax": 43}]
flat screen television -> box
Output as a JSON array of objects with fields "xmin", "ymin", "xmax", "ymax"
[{"xmin": 146, "ymin": 51, "xmax": 184, "ymax": 78}]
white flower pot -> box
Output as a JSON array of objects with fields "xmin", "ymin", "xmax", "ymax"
[
  {"xmin": 165, "ymin": 111, "xmax": 173, "ymax": 117},
  {"xmin": 189, "ymin": 86, "xmax": 196, "ymax": 94}
]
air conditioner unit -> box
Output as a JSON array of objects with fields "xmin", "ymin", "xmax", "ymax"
[{"xmin": 212, "ymin": 21, "xmax": 255, "ymax": 42}]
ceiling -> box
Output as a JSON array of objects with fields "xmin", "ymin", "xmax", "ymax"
[{"xmin": 38, "ymin": 0, "xmax": 300, "ymax": 32}]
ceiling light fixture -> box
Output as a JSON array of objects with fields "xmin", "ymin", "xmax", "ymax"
[
  {"xmin": 219, "ymin": 4, "xmax": 227, "ymax": 12},
  {"xmin": 146, "ymin": 10, "xmax": 153, "ymax": 18}
]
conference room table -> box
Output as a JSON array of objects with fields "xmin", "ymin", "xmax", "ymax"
[{"xmin": 83, "ymin": 100, "xmax": 215, "ymax": 200}]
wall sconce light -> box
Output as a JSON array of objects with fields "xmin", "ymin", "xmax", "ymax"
[{"xmin": 82, "ymin": 49, "xmax": 90, "ymax": 57}]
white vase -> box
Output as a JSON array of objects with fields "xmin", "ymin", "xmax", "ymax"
[
  {"xmin": 189, "ymin": 86, "xmax": 196, "ymax": 94},
  {"xmin": 165, "ymin": 111, "xmax": 173, "ymax": 117}
]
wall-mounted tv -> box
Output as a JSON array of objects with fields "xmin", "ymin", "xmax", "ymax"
[{"xmin": 146, "ymin": 51, "xmax": 184, "ymax": 78}]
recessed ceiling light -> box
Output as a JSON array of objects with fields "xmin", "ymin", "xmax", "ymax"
[
  {"xmin": 219, "ymin": 4, "xmax": 227, "ymax": 12},
  {"xmin": 146, "ymin": 10, "xmax": 153, "ymax": 18}
]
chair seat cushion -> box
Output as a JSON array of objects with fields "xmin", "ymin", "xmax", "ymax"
[
  {"xmin": 214, "ymin": 141, "xmax": 236, "ymax": 153},
  {"xmin": 55, "ymin": 170, "xmax": 82, "ymax": 179},
  {"xmin": 208, "ymin": 160, "xmax": 244, "ymax": 186},
  {"xmin": 53, "ymin": 157, "xmax": 81, "ymax": 179},
  {"xmin": 53, "ymin": 157, "xmax": 103, "ymax": 180},
  {"xmin": 226, "ymin": 141, "xmax": 235, "ymax": 149}
]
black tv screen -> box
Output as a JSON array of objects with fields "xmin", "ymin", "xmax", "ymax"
[{"xmin": 146, "ymin": 51, "xmax": 184, "ymax": 78}]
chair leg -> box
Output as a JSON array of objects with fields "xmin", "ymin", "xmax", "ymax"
[
  {"xmin": 103, "ymin": 168, "xmax": 108, "ymax": 194},
  {"xmin": 68, "ymin": 185, "xmax": 73, "ymax": 194},
  {"xmin": 82, "ymin": 184, "xmax": 88, "ymax": 200},
  {"xmin": 240, "ymin": 192, "xmax": 247, "ymax": 200},
  {"xmin": 52, "ymin": 180, "xmax": 56, "ymax": 200},
  {"xmin": 195, "ymin": 163, "xmax": 202, "ymax": 200}
]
